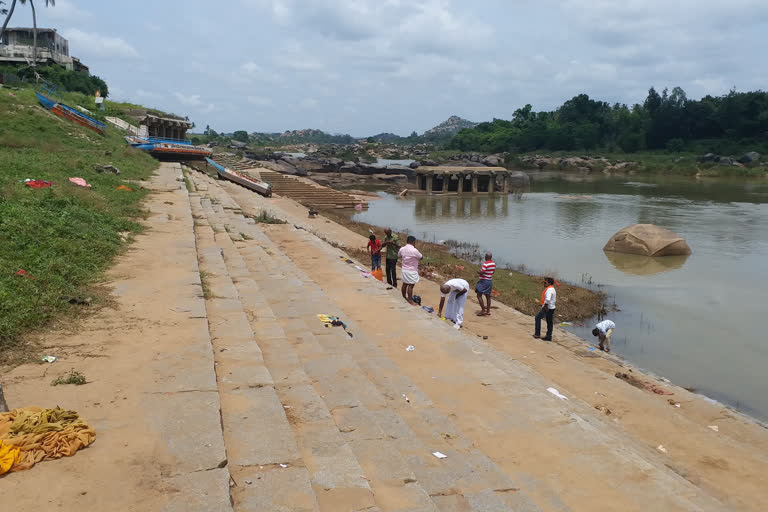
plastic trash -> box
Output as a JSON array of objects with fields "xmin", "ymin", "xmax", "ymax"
[
  {"xmin": 432, "ymin": 452, "xmax": 447, "ymax": 459},
  {"xmin": 406, "ymin": 346, "xmax": 415, "ymax": 352},
  {"xmin": 279, "ymin": 463, "xmax": 288, "ymax": 468},
  {"xmin": 560, "ymin": 322, "xmax": 573, "ymax": 326},
  {"xmin": 68, "ymin": 177, "xmax": 91, "ymax": 188},
  {"xmin": 402, "ymin": 394, "xmax": 410, "ymax": 403},
  {"xmin": 422, "ymin": 306, "xmax": 434, "ymax": 313},
  {"xmin": 708, "ymin": 425, "xmax": 719, "ymax": 432},
  {"xmin": 453, "ymin": 324, "xmax": 461, "ymax": 330},
  {"xmin": 547, "ymin": 387, "xmax": 568, "ymax": 400},
  {"xmin": 588, "ymin": 347, "xmax": 595, "ymax": 351},
  {"xmin": 657, "ymin": 445, "xmax": 667, "ymax": 453},
  {"xmin": 41, "ymin": 356, "xmax": 57, "ymax": 363}
]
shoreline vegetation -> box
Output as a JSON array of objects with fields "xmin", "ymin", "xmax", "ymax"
[
  {"xmin": 321, "ymin": 210, "xmax": 606, "ymax": 322},
  {"xmin": 0, "ymin": 86, "xmax": 157, "ymax": 364}
]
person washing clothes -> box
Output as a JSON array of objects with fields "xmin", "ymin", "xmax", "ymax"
[
  {"xmin": 592, "ymin": 319, "xmax": 616, "ymax": 352},
  {"xmin": 438, "ymin": 278, "xmax": 470, "ymax": 328},
  {"xmin": 367, "ymin": 234, "xmax": 382, "ymax": 271},
  {"xmin": 533, "ymin": 277, "xmax": 556, "ymax": 341}
]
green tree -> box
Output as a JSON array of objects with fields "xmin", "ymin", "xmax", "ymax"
[
  {"xmin": 232, "ymin": 130, "xmax": 249, "ymax": 142},
  {"xmin": 0, "ymin": 0, "xmax": 18, "ymax": 41},
  {"xmin": 17, "ymin": 0, "xmax": 55, "ymax": 68}
]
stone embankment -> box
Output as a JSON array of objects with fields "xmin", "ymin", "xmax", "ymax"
[{"xmin": 5, "ymin": 162, "xmax": 768, "ymax": 511}]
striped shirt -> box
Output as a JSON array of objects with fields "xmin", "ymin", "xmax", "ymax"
[{"xmin": 479, "ymin": 260, "xmax": 496, "ymax": 280}]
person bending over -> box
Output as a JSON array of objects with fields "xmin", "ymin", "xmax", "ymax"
[
  {"xmin": 592, "ymin": 319, "xmax": 615, "ymax": 352},
  {"xmin": 438, "ymin": 278, "xmax": 470, "ymax": 328}
]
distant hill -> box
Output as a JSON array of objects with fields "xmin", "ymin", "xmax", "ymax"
[
  {"xmin": 247, "ymin": 129, "xmax": 356, "ymax": 144},
  {"xmin": 424, "ymin": 115, "xmax": 478, "ymax": 137}
]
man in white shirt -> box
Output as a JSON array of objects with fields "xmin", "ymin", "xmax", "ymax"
[
  {"xmin": 438, "ymin": 278, "xmax": 470, "ymax": 328},
  {"xmin": 534, "ymin": 277, "xmax": 556, "ymax": 341},
  {"xmin": 592, "ymin": 319, "xmax": 616, "ymax": 352}
]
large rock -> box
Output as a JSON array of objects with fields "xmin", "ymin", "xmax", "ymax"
[
  {"xmin": 507, "ymin": 170, "xmax": 530, "ymax": 188},
  {"xmin": 420, "ymin": 159, "xmax": 438, "ymax": 167},
  {"xmin": 738, "ymin": 151, "xmax": 760, "ymax": 164},
  {"xmin": 698, "ymin": 153, "xmax": 717, "ymax": 163},
  {"xmin": 604, "ymin": 224, "xmax": 691, "ymax": 257},
  {"xmin": 229, "ymin": 140, "xmax": 248, "ymax": 149},
  {"xmin": 482, "ymin": 154, "xmax": 504, "ymax": 166}
]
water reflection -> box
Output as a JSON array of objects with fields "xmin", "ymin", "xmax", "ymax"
[
  {"xmin": 603, "ymin": 251, "xmax": 690, "ymax": 276},
  {"xmin": 413, "ymin": 196, "xmax": 509, "ymax": 219}
]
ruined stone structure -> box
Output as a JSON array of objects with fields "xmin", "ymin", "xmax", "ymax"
[
  {"xmin": 126, "ymin": 111, "xmax": 193, "ymax": 140},
  {"xmin": 413, "ymin": 166, "xmax": 520, "ymax": 195},
  {"xmin": 0, "ymin": 27, "xmax": 88, "ymax": 73}
]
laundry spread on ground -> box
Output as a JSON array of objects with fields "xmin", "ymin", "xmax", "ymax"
[
  {"xmin": 0, "ymin": 406, "xmax": 96, "ymax": 473},
  {"xmin": 24, "ymin": 180, "xmax": 52, "ymax": 189},
  {"xmin": 317, "ymin": 314, "xmax": 353, "ymax": 338},
  {"xmin": 115, "ymin": 185, "xmax": 134, "ymax": 192},
  {"xmin": 68, "ymin": 177, "xmax": 91, "ymax": 188},
  {"xmin": 15, "ymin": 270, "xmax": 36, "ymax": 279}
]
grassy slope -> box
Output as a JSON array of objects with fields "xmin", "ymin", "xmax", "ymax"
[
  {"xmin": 322, "ymin": 211, "xmax": 604, "ymax": 322},
  {"xmin": 0, "ymin": 86, "xmax": 158, "ymax": 360}
]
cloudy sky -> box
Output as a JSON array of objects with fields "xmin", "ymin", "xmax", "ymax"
[{"xmin": 8, "ymin": 0, "xmax": 767, "ymax": 135}]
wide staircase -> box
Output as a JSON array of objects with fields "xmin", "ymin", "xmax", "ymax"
[
  {"xmin": 184, "ymin": 168, "xmax": 725, "ymax": 512},
  {"xmin": 205, "ymin": 154, "xmax": 366, "ymax": 210}
]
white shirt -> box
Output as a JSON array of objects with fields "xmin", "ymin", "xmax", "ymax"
[
  {"xmin": 596, "ymin": 320, "xmax": 615, "ymax": 333},
  {"xmin": 441, "ymin": 278, "xmax": 469, "ymax": 297},
  {"xmin": 544, "ymin": 286, "xmax": 556, "ymax": 309}
]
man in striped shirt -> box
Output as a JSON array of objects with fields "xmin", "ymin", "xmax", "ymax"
[{"xmin": 475, "ymin": 252, "xmax": 496, "ymax": 316}]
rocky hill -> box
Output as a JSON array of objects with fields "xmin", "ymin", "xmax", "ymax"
[{"xmin": 423, "ymin": 115, "xmax": 478, "ymax": 137}]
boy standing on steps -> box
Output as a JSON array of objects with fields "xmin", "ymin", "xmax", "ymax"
[
  {"xmin": 534, "ymin": 277, "xmax": 556, "ymax": 341},
  {"xmin": 475, "ymin": 252, "xmax": 496, "ymax": 316},
  {"xmin": 367, "ymin": 234, "xmax": 382, "ymax": 271},
  {"xmin": 381, "ymin": 227, "xmax": 400, "ymax": 287}
]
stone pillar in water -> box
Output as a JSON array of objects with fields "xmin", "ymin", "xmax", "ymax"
[
  {"xmin": 471, "ymin": 173, "xmax": 479, "ymax": 194},
  {"xmin": 426, "ymin": 174, "xmax": 433, "ymax": 195}
]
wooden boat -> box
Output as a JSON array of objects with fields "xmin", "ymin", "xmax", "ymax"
[
  {"xmin": 206, "ymin": 158, "xmax": 272, "ymax": 197},
  {"xmin": 125, "ymin": 136, "xmax": 213, "ymax": 161},
  {"xmin": 36, "ymin": 85, "xmax": 106, "ymax": 135}
]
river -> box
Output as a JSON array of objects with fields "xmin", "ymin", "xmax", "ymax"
[{"xmin": 351, "ymin": 173, "xmax": 768, "ymax": 421}]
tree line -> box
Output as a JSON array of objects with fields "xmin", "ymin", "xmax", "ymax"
[{"xmin": 448, "ymin": 88, "xmax": 768, "ymax": 155}]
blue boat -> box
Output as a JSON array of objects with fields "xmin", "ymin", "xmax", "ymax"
[
  {"xmin": 36, "ymin": 83, "xmax": 106, "ymax": 135},
  {"xmin": 206, "ymin": 157, "xmax": 272, "ymax": 197}
]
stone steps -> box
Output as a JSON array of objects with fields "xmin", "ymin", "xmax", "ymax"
[
  {"xmin": 188, "ymin": 170, "xmax": 543, "ymax": 511},
  {"xmin": 185, "ymin": 169, "xmax": 727, "ymax": 511},
  {"xmin": 189, "ymin": 191, "xmax": 321, "ymax": 512}
]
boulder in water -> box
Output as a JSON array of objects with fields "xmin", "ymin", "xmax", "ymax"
[{"xmin": 603, "ymin": 224, "xmax": 691, "ymax": 257}]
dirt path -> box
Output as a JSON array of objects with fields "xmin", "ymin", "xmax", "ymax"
[
  {"xmin": 221, "ymin": 177, "xmax": 768, "ymax": 511},
  {"xmin": 0, "ymin": 164, "xmax": 231, "ymax": 511}
]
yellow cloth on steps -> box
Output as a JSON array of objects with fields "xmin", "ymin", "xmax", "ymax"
[
  {"xmin": 0, "ymin": 440, "xmax": 21, "ymax": 475},
  {"xmin": 0, "ymin": 406, "xmax": 96, "ymax": 472}
]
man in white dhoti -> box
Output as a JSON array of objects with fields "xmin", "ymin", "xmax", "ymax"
[{"xmin": 437, "ymin": 278, "xmax": 470, "ymax": 328}]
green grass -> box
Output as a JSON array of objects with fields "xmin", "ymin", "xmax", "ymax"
[
  {"xmin": 512, "ymin": 150, "xmax": 766, "ymax": 177},
  {"xmin": 0, "ymin": 86, "xmax": 158, "ymax": 360},
  {"xmin": 247, "ymin": 210, "xmax": 286, "ymax": 224},
  {"xmin": 51, "ymin": 369, "xmax": 87, "ymax": 386}
]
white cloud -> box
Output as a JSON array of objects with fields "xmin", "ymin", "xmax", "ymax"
[
  {"xmin": 136, "ymin": 89, "xmax": 159, "ymax": 99},
  {"xmin": 241, "ymin": 61, "xmax": 263, "ymax": 74},
  {"xmin": 173, "ymin": 92, "xmax": 217, "ymax": 113},
  {"xmin": 247, "ymin": 95, "xmax": 273, "ymax": 106},
  {"xmin": 45, "ymin": 0, "xmax": 92, "ymax": 20},
  {"xmin": 61, "ymin": 28, "xmax": 138, "ymax": 58}
]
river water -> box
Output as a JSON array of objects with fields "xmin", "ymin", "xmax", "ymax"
[{"xmin": 352, "ymin": 174, "xmax": 768, "ymax": 420}]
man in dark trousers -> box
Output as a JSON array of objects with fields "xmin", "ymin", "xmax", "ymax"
[
  {"xmin": 380, "ymin": 227, "xmax": 401, "ymax": 287},
  {"xmin": 533, "ymin": 277, "xmax": 556, "ymax": 341}
]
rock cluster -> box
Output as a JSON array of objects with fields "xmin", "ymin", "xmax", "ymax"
[
  {"xmin": 697, "ymin": 152, "xmax": 761, "ymax": 166},
  {"xmin": 519, "ymin": 155, "xmax": 635, "ymax": 173}
]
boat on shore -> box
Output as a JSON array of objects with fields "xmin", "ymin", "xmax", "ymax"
[
  {"xmin": 206, "ymin": 158, "xmax": 272, "ymax": 197},
  {"xmin": 36, "ymin": 84, "xmax": 106, "ymax": 135},
  {"xmin": 125, "ymin": 136, "xmax": 213, "ymax": 161}
]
